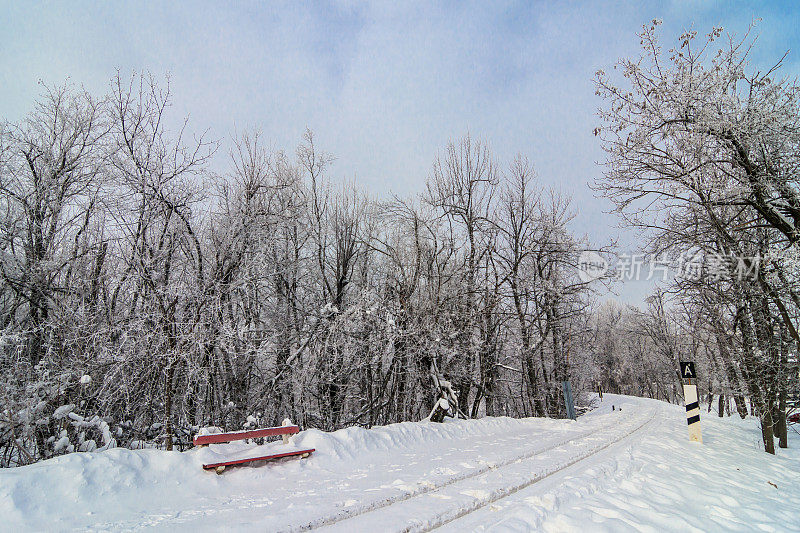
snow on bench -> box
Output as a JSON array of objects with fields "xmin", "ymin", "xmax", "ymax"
[{"xmin": 194, "ymin": 419, "xmax": 314, "ymax": 474}]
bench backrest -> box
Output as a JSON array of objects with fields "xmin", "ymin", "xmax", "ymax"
[{"xmin": 193, "ymin": 425, "xmax": 300, "ymax": 446}]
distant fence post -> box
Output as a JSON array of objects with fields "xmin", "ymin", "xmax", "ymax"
[{"xmin": 562, "ymin": 381, "xmax": 576, "ymax": 420}]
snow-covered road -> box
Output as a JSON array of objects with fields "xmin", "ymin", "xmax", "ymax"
[
  {"xmin": 313, "ymin": 405, "xmax": 655, "ymax": 532},
  {"xmin": 1, "ymin": 395, "xmax": 797, "ymax": 532}
]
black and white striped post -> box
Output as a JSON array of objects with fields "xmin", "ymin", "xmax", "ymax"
[{"xmin": 680, "ymin": 361, "xmax": 702, "ymax": 443}]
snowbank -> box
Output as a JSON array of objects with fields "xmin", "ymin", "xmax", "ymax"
[{"xmin": 0, "ymin": 395, "xmax": 797, "ymax": 532}]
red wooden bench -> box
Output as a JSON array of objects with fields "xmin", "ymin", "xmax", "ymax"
[{"xmin": 194, "ymin": 424, "xmax": 315, "ymax": 474}]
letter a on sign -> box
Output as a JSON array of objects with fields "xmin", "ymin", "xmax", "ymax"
[{"xmin": 680, "ymin": 362, "xmax": 696, "ymax": 379}]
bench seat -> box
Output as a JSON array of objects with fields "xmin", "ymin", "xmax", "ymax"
[{"xmin": 202, "ymin": 447, "xmax": 315, "ymax": 471}]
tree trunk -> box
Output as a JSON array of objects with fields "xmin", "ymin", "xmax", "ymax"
[
  {"xmin": 712, "ymin": 320, "xmax": 748, "ymax": 419},
  {"xmin": 736, "ymin": 294, "xmax": 775, "ymax": 453},
  {"xmin": 762, "ymin": 406, "xmax": 775, "ymax": 455},
  {"xmin": 164, "ymin": 358, "xmax": 175, "ymax": 451},
  {"xmin": 776, "ymin": 326, "xmax": 789, "ymax": 449}
]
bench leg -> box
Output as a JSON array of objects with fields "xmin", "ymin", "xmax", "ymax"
[
  {"xmin": 282, "ymin": 434, "xmax": 289, "ymax": 445},
  {"xmin": 215, "ymin": 465, "xmax": 226, "ymax": 475}
]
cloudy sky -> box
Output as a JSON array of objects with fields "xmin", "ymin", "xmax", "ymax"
[{"xmin": 2, "ymin": 1, "xmax": 799, "ymax": 304}]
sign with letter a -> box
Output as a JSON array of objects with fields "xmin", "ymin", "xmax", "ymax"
[
  {"xmin": 679, "ymin": 361, "xmax": 696, "ymax": 380},
  {"xmin": 680, "ymin": 361, "xmax": 702, "ymax": 443}
]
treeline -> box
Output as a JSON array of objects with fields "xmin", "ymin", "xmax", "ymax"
[
  {"xmin": 0, "ymin": 74, "xmax": 599, "ymax": 466},
  {"xmin": 594, "ymin": 22, "xmax": 800, "ymax": 453}
]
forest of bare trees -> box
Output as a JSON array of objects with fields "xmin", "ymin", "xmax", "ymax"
[{"xmin": 0, "ymin": 74, "xmax": 603, "ymax": 467}]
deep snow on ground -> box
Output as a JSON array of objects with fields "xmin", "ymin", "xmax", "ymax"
[{"xmin": 0, "ymin": 394, "xmax": 797, "ymax": 532}]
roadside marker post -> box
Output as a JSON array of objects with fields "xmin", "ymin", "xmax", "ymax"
[
  {"xmin": 680, "ymin": 361, "xmax": 702, "ymax": 443},
  {"xmin": 562, "ymin": 381, "xmax": 576, "ymax": 420}
]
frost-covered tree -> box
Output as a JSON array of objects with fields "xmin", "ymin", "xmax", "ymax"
[
  {"xmin": 596, "ymin": 21, "xmax": 799, "ymax": 453},
  {"xmin": 0, "ymin": 80, "xmax": 601, "ymax": 466}
]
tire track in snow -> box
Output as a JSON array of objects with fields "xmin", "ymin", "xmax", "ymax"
[
  {"xmin": 287, "ymin": 410, "xmax": 652, "ymax": 532},
  {"xmin": 411, "ymin": 408, "xmax": 657, "ymax": 532}
]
